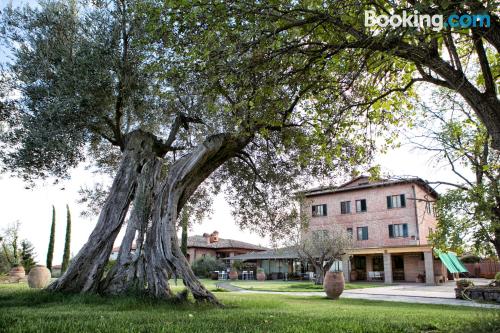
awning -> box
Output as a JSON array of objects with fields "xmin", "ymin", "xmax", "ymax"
[{"xmin": 435, "ymin": 249, "xmax": 468, "ymax": 273}]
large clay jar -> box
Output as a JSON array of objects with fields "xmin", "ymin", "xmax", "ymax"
[
  {"xmin": 324, "ymin": 271, "xmax": 345, "ymax": 300},
  {"xmin": 9, "ymin": 265, "xmax": 26, "ymax": 282},
  {"xmin": 229, "ymin": 271, "xmax": 238, "ymax": 280},
  {"xmin": 256, "ymin": 270, "xmax": 266, "ymax": 281},
  {"xmin": 28, "ymin": 265, "xmax": 51, "ymax": 288},
  {"xmin": 350, "ymin": 270, "xmax": 358, "ymax": 281}
]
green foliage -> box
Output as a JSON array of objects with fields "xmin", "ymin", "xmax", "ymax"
[
  {"xmin": 61, "ymin": 205, "xmax": 72, "ymax": 274},
  {"xmin": 230, "ymin": 260, "xmax": 243, "ymax": 272},
  {"xmin": 46, "ymin": 206, "xmax": 56, "ymax": 271},
  {"xmin": 104, "ymin": 260, "xmax": 117, "ymax": 277},
  {"xmin": 417, "ymin": 91, "xmax": 500, "ymax": 258},
  {"xmin": 0, "ymin": 222, "xmax": 35, "ymax": 273},
  {"xmin": 495, "ymin": 272, "xmax": 500, "ymax": 282},
  {"xmin": 1, "ymin": 221, "xmax": 21, "ymax": 267},
  {"xmin": 20, "ymin": 240, "xmax": 36, "ymax": 273},
  {"xmin": 191, "ymin": 257, "xmax": 225, "ymax": 278}
]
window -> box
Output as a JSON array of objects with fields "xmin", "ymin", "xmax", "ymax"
[
  {"xmin": 347, "ymin": 228, "xmax": 353, "ymax": 237},
  {"xmin": 387, "ymin": 194, "xmax": 406, "ymax": 209},
  {"xmin": 425, "ymin": 202, "xmax": 434, "ymax": 215},
  {"xmin": 312, "ymin": 204, "xmax": 327, "ymax": 217},
  {"xmin": 340, "ymin": 201, "xmax": 351, "ymax": 214},
  {"xmin": 312, "ymin": 229, "xmax": 328, "ymax": 241},
  {"xmin": 357, "ymin": 226, "xmax": 368, "ymax": 240},
  {"xmin": 355, "ymin": 199, "xmax": 367, "ymax": 212},
  {"xmin": 388, "ymin": 223, "xmax": 408, "ymax": 238}
]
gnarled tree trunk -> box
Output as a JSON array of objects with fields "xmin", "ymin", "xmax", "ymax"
[
  {"xmin": 48, "ymin": 130, "xmax": 160, "ymax": 293},
  {"xmin": 135, "ymin": 133, "xmax": 248, "ymax": 304},
  {"xmin": 99, "ymin": 156, "xmax": 165, "ymax": 296},
  {"xmin": 49, "ymin": 130, "xmax": 249, "ymax": 305}
]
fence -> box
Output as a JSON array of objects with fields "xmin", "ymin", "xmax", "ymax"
[{"xmin": 463, "ymin": 260, "xmax": 500, "ymax": 278}]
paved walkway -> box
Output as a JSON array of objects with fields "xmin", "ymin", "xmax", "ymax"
[{"xmin": 217, "ymin": 281, "xmax": 500, "ymax": 309}]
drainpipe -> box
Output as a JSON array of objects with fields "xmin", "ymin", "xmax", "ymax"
[{"xmin": 412, "ymin": 185, "xmax": 420, "ymax": 244}]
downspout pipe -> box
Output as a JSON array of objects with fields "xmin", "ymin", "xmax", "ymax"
[{"xmin": 412, "ymin": 185, "xmax": 420, "ymax": 244}]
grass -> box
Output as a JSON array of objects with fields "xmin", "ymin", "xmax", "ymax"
[
  {"xmin": 0, "ymin": 284, "xmax": 498, "ymax": 333},
  {"xmin": 231, "ymin": 280, "xmax": 382, "ymax": 292},
  {"xmin": 169, "ymin": 279, "xmax": 221, "ymax": 292}
]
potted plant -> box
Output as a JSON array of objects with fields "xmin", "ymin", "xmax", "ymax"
[
  {"xmin": 229, "ymin": 261, "xmax": 240, "ymax": 280},
  {"xmin": 455, "ymin": 279, "xmax": 474, "ymax": 299},
  {"xmin": 324, "ymin": 266, "xmax": 345, "ymax": 300},
  {"xmin": 256, "ymin": 268, "xmax": 266, "ymax": 281},
  {"xmin": 8, "ymin": 264, "xmax": 25, "ymax": 283}
]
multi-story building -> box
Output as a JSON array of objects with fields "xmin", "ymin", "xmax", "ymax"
[{"xmin": 303, "ymin": 175, "xmax": 447, "ymax": 284}]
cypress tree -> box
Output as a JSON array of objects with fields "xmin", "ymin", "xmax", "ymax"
[
  {"xmin": 61, "ymin": 204, "xmax": 71, "ymax": 274},
  {"xmin": 180, "ymin": 209, "xmax": 189, "ymax": 256},
  {"xmin": 46, "ymin": 205, "xmax": 56, "ymax": 271}
]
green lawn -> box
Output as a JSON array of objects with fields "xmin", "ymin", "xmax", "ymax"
[
  {"xmin": 231, "ymin": 280, "xmax": 382, "ymax": 292},
  {"xmin": 169, "ymin": 279, "xmax": 221, "ymax": 292},
  {"xmin": 0, "ymin": 284, "xmax": 498, "ymax": 333}
]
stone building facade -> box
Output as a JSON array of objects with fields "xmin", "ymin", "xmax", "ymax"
[{"xmin": 304, "ymin": 176, "xmax": 447, "ymax": 284}]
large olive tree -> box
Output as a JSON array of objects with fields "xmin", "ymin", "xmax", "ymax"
[{"xmin": 0, "ymin": 1, "xmax": 408, "ymax": 304}]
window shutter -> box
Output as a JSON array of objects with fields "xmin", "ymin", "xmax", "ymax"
[
  {"xmin": 312, "ymin": 206, "xmax": 316, "ymax": 215},
  {"xmin": 340, "ymin": 202, "xmax": 345, "ymax": 214},
  {"xmin": 363, "ymin": 227, "xmax": 368, "ymax": 240},
  {"xmin": 361, "ymin": 200, "xmax": 367, "ymax": 212},
  {"xmin": 387, "ymin": 196, "xmax": 392, "ymax": 209},
  {"xmin": 388, "ymin": 225, "xmax": 394, "ymax": 238},
  {"xmin": 400, "ymin": 194, "xmax": 406, "ymax": 207},
  {"xmin": 403, "ymin": 224, "xmax": 408, "ymax": 237},
  {"xmin": 323, "ymin": 204, "xmax": 327, "ymax": 216}
]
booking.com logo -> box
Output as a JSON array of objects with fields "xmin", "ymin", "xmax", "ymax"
[{"xmin": 365, "ymin": 10, "xmax": 491, "ymax": 31}]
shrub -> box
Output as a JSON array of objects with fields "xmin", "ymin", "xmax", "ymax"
[
  {"xmin": 456, "ymin": 279, "xmax": 474, "ymax": 288},
  {"xmin": 460, "ymin": 255, "xmax": 481, "ymax": 263},
  {"xmin": 191, "ymin": 257, "xmax": 225, "ymax": 278},
  {"xmin": 495, "ymin": 272, "xmax": 500, "ymax": 282}
]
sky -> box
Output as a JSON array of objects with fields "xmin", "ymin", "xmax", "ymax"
[{"xmin": 0, "ymin": 0, "xmax": 469, "ymax": 265}]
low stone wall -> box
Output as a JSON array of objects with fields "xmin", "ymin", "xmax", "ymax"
[{"xmin": 456, "ymin": 286, "xmax": 500, "ymax": 303}]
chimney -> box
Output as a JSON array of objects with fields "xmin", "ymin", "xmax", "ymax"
[
  {"xmin": 209, "ymin": 231, "xmax": 219, "ymax": 243},
  {"xmin": 202, "ymin": 233, "xmax": 210, "ymax": 244}
]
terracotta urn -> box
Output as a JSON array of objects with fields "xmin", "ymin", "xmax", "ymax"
[
  {"xmin": 28, "ymin": 265, "xmax": 51, "ymax": 288},
  {"xmin": 229, "ymin": 270, "xmax": 238, "ymax": 280},
  {"xmin": 350, "ymin": 270, "xmax": 358, "ymax": 281},
  {"xmin": 323, "ymin": 271, "xmax": 345, "ymax": 300},
  {"xmin": 256, "ymin": 270, "xmax": 266, "ymax": 281},
  {"xmin": 9, "ymin": 265, "xmax": 25, "ymax": 282}
]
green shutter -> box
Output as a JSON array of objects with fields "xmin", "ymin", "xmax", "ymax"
[
  {"xmin": 403, "ymin": 224, "xmax": 408, "ymax": 237},
  {"xmin": 387, "ymin": 196, "xmax": 392, "ymax": 209},
  {"xmin": 363, "ymin": 227, "xmax": 368, "ymax": 240},
  {"xmin": 400, "ymin": 194, "xmax": 406, "ymax": 207},
  {"xmin": 361, "ymin": 200, "xmax": 367, "ymax": 212},
  {"xmin": 388, "ymin": 225, "xmax": 394, "ymax": 238},
  {"xmin": 323, "ymin": 204, "xmax": 327, "ymax": 216}
]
